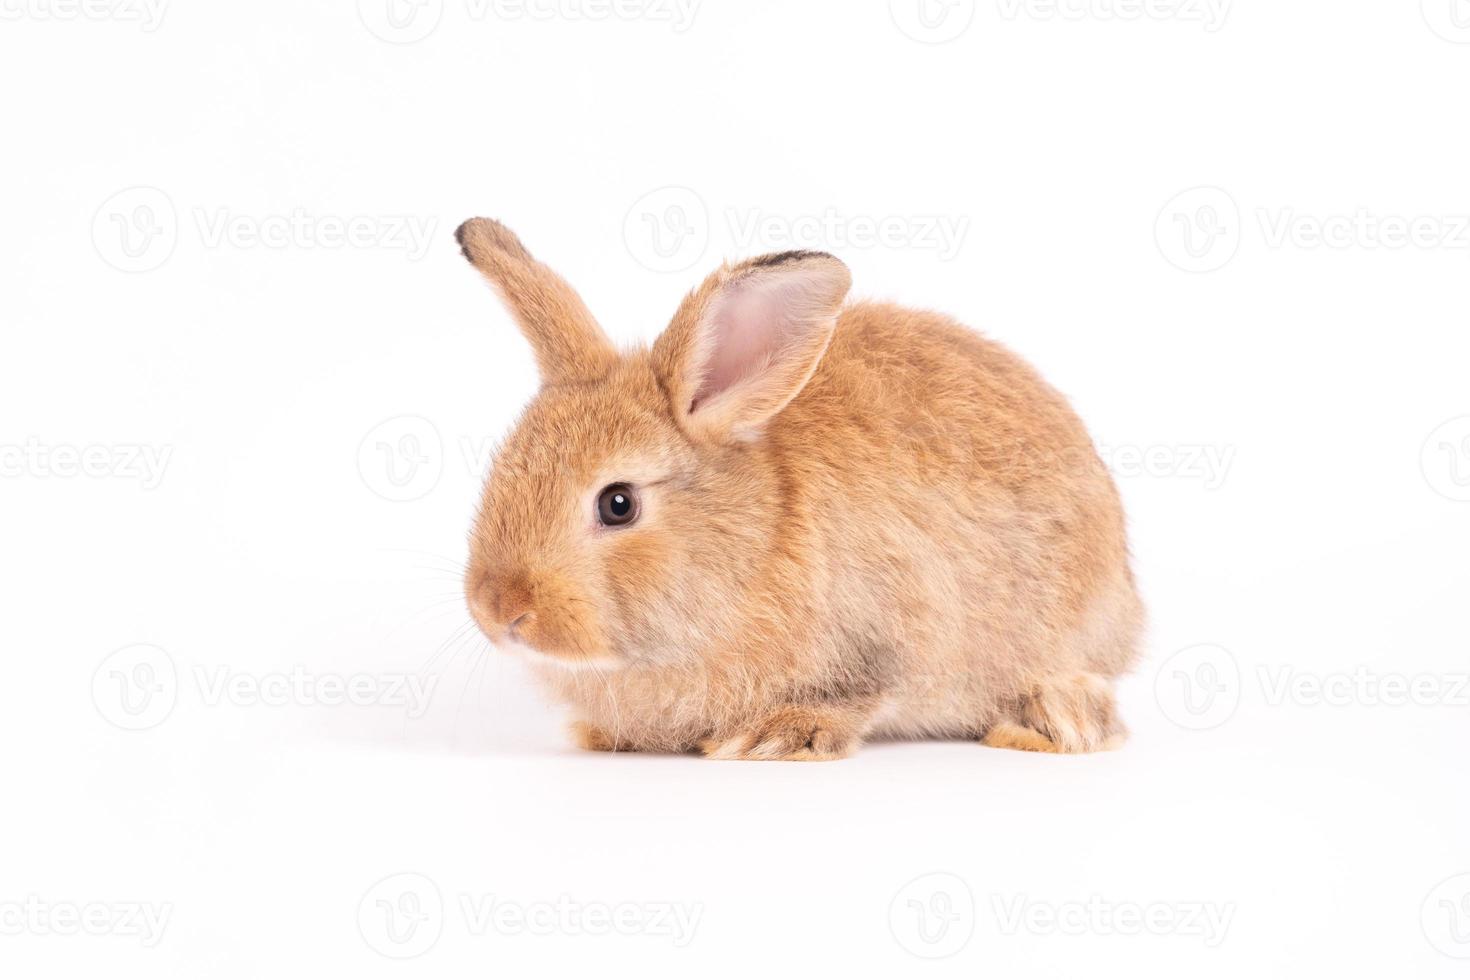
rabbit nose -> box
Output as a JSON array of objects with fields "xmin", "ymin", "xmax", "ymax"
[
  {"xmin": 496, "ymin": 584, "xmax": 534, "ymax": 629},
  {"xmin": 468, "ymin": 574, "xmax": 536, "ymax": 639},
  {"xmin": 505, "ymin": 613, "xmax": 532, "ymax": 642}
]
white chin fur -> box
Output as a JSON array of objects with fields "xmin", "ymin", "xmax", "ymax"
[{"xmin": 495, "ymin": 636, "xmax": 623, "ymax": 673}]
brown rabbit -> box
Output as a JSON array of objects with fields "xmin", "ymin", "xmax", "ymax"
[{"xmin": 458, "ymin": 217, "xmax": 1143, "ymax": 760}]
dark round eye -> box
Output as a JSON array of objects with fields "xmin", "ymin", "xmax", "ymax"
[{"xmin": 596, "ymin": 483, "xmax": 639, "ymax": 527}]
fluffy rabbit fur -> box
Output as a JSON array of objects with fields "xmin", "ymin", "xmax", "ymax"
[{"xmin": 458, "ymin": 217, "xmax": 1143, "ymax": 760}]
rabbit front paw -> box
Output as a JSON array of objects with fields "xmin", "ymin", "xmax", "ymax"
[
  {"xmin": 699, "ymin": 705, "xmax": 863, "ymax": 761},
  {"xmin": 569, "ymin": 720, "xmax": 637, "ymax": 752}
]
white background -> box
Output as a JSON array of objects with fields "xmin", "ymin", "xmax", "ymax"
[{"xmin": 3, "ymin": 1, "xmax": 1468, "ymax": 977}]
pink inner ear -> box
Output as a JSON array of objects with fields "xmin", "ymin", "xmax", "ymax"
[{"xmin": 692, "ymin": 284, "xmax": 792, "ymax": 411}]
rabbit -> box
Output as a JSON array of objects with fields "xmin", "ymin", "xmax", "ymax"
[{"xmin": 457, "ymin": 216, "xmax": 1143, "ymax": 760}]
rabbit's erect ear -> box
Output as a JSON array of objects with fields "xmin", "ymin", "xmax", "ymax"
[
  {"xmin": 455, "ymin": 218, "xmax": 617, "ymax": 384},
  {"xmin": 652, "ymin": 250, "xmax": 851, "ymax": 442}
]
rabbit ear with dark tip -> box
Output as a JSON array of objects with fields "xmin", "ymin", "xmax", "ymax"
[
  {"xmin": 455, "ymin": 218, "xmax": 617, "ymax": 385},
  {"xmin": 653, "ymin": 250, "xmax": 851, "ymax": 443}
]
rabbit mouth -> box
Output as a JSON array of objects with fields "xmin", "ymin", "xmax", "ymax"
[{"xmin": 495, "ymin": 634, "xmax": 624, "ymax": 673}]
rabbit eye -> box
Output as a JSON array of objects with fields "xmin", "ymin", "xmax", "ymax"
[{"xmin": 596, "ymin": 483, "xmax": 639, "ymax": 527}]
